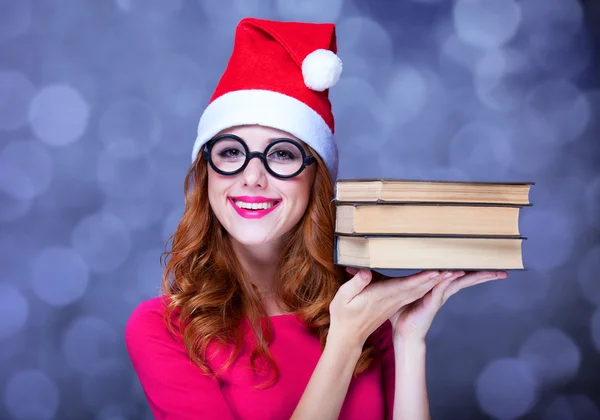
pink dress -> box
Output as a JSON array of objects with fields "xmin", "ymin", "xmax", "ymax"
[{"xmin": 125, "ymin": 296, "xmax": 395, "ymax": 420}]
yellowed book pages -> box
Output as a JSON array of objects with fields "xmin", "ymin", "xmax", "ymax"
[
  {"xmin": 335, "ymin": 204, "xmax": 521, "ymax": 236},
  {"xmin": 335, "ymin": 235, "xmax": 524, "ymax": 270},
  {"xmin": 335, "ymin": 179, "xmax": 533, "ymax": 205}
]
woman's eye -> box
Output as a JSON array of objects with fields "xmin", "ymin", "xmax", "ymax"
[
  {"xmin": 220, "ymin": 148, "xmax": 242, "ymax": 158},
  {"xmin": 271, "ymin": 150, "xmax": 294, "ymax": 160}
]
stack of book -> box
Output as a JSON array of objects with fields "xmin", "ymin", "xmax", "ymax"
[{"xmin": 333, "ymin": 179, "xmax": 534, "ymax": 270}]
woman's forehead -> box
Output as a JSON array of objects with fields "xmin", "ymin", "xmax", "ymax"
[{"xmin": 216, "ymin": 125, "xmax": 307, "ymax": 148}]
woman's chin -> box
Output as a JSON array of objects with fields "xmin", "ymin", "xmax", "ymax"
[{"xmin": 229, "ymin": 230, "xmax": 279, "ymax": 247}]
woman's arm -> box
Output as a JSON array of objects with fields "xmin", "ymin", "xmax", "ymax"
[
  {"xmin": 387, "ymin": 270, "xmax": 507, "ymax": 419},
  {"xmin": 125, "ymin": 299, "xmax": 237, "ymax": 420},
  {"xmin": 290, "ymin": 332, "xmax": 362, "ymax": 420},
  {"xmin": 392, "ymin": 338, "xmax": 430, "ymax": 420},
  {"xmin": 291, "ymin": 268, "xmax": 442, "ymax": 420}
]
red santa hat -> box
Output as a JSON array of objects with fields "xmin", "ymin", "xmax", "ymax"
[{"xmin": 191, "ymin": 17, "xmax": 342, "ymax": 180}]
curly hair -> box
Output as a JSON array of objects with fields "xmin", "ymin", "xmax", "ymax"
[{"xmin": 160, "ymin": 144, "xmax": 378, "ymax": 389}]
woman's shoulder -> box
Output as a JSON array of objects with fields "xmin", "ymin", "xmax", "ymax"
[
  {"xmin": 127, "ymin": 296, "xmax": 169, "ymax": 324},
  {"xmin": 125, "ymin": 296, "xmax": 176, "ymax": 347}
]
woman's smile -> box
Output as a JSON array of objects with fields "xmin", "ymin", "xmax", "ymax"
[{"xmin": 228, "ymin": 196, "xmax": 282, "ymax": 219}]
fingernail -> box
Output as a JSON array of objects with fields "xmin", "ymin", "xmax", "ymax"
[
  {"xmin": 442, "ymin": 271, "xmax": 454, "ymax": 279},
  {"xmin": 429, "ymin": 271, "xmax": 441, "ymax": 279}
]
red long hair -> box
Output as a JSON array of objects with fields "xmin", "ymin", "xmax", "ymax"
[{"xmin": 160, "ymin": 145, "xmax": 378, "ymax": 389}]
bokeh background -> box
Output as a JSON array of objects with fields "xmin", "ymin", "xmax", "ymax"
[{"xmin": 1, "ymin": 0, "xmax": 599, "ymax": 419}]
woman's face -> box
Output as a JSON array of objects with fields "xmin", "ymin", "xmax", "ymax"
[{"xmin": 207, "ymin": 125, "xmax": 317, "ymax": 247}]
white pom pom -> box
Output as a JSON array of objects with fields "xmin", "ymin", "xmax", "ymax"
[{"xmin": 301, "ymin": 49, "xmax": 343, "ymax": 92}]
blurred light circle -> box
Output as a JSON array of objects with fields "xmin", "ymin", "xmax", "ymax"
[
  {"xmin": 333, "ymin": 51, "xmax": 371, "ymax": 81},
  {"xmin": 526, "ymin": 26, "xmax": 590, "ymax": 79},
  {"xmin": 544, "ymin": 394, "xmax": 600, "ymax": 420},
  {"xmin": 81, "ymin": 360, "xmax": 133, "ymax": 411},
  {"xmin": 476, "ymin": 358, "xmax": 537, "ymax": 419},
  {"xmin": 336, "ymin": 110, "xmax": 384, "ymax": 156},
  {"xmin": 508, "ymin": 113, "xmax": 561, "ymax": 175},
  {"xmin": 330, "ymin": 76, "xmax": 381, "ymax": 116},
  {"xmin": 453, "ymin": 0, "xmax": 521, "ymax": 49},
  {"xmin": 337, "ymin": 17, "xmax": 394, "ymax": 80},
  {"xmin": 103, "ymin": 196, "xmax": 164, "ymax": 232},
  {"xmin": 383, "ymin": 65, "xmax": 429, "ymax": 126},
  {"xmin": 519, "ymin": 0, "xmax": 588, "ymax": 78},
  {"xmin": 0, "ymin": 282, "xmax": 29, "ymax": 339},
  {"xmin": 97, "ymin": 404, "xmax": 136, "ymax": 420},
  {"xmin": 62, "ymin": 316, "xmax": 118, "ymax": 375},
  {"xmin": 443, "ymin": 281, "xmax": 501, "ymax": 316},
  {"xmin": 162, "ymin": 207, "xmax": 184, "ymax": 243},
  {"xmin": 96, "ymin": 152, "xmax": 156, "ymax": 199},
  {"xmin": 99, "ymin": 98, "xmax": 162, "ymax": 158},
  {"xmin": 115, "ymin": 0, "xmax": 183, "ymax": 16},
  {"xmin": 0, "ymin": 159, "xmax": 34, "ymax": 200},
  {"xmin": 524, "ymin": 79, "xmax": 590, "ymax": 144},
  {"xmin": 4, "ymin": 369, "xmax": 59, "ymax": 420},
  {"xmin": 0, "ymin": 193, "xmax": 32, "ymax": 222},
  {"xmin": 520, "ymin": 0, "xmax": 583, "ymax": 39},
  {"xmin": 491, "ymin": 270, "xmax": 550, "ymax": 311},
  {"xmin": 584, "ymin": 175, "xmax": 600, "ymax": 231},
  {"xmin": 592, "ymin": 309, "xmax": 600, "ymax": 353},
  {"xmin": 577, "ymin": 246, "xmax": 600, "ymax": 307},
  {"xmin": 31, "ymin": 246, "xmax": 90, "ymax": 306},
  {"xmin": 115, "ymin": 0, "xmax": 133, "ymax": 12},
  {"xmin": 0, "ymin": 71, "xmax": 36, "ymax": 131},
  {"xmin": 71, "ymin": 212, "xmax": 132, "ymax": 273},
  {"xmin": 448, "ymin": 121, "xmax": 513, "ymax": 177},
  {"xmin": 518, "ymin": 328, "xmax": 581, "ymax": 386},
  {"xmin": 0, "ymin": 0, "xmax": 31, "ymax": 39},
  {"xmin": 474, "ymin": 48, "xmax": 531, "ymax": 111},
  {"xmin": 144, "ymin": 55, "xmax": 206, "ymax": 119},
  {"xmin": 440, "ymin": 33, "xmax": 484, "ymax": 72},
  {"xmin": 28, "ymin": 84, "xmax": 90, "ymax": 146},
  {"xmin": 198, "ymin": 0, "xmax": 272, "ymax": 31},
  {"xmin": 136, "ymin": 248, "xmax": 164, "ymax": 299},
  {"xmin": 521, "ymin": 209, "xmax": 575, "ymax": 272},
  {"xmin": 426, "ymin": 166, "xmax": 470, "ymax": 182},
  {"xmin": 0, "ymin": 140, "xmax": 54, "ymax": 200},
  {"xmin": 276, "ymin": 0, "xmax": 342, "ymax": 22}
]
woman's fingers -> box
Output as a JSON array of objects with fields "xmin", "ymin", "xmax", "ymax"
[
  {"xmin": 381, "ymin": 271, "xmax": 453, "ymax": 308},
  {"xmin": 444, "ymin": 271, "xmax": 507, "ymax": 301},
  {"xmin": 338, "ymin": 269, "xmax": 373, "ymax": 302},
  {"xmin": 430, "ymin": 271, "xmax": 465, "ymax": 306}
]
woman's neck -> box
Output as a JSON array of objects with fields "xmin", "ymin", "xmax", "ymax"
[{"xmin": 230, "ymin": 237, "xmax": 282, "ymax": 294}]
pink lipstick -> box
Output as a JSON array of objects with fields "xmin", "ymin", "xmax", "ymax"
[{"xmin": 228, "ymin": 196, "xmax": 281, "ymax": 219}]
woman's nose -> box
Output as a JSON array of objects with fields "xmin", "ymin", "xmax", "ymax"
[{"xmin": 242, "ymin": 156, "xmax": 267, "ymax": 187}]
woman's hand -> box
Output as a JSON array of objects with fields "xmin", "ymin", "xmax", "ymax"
[
  {"xmin": 389, "ymin": 270, "xmax": 508, "ymax": 342},
  {"xmin": 327, "ymin": 268, "xmax": 445, "ymax": 349}
]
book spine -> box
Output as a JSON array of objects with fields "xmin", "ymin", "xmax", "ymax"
[
  {"xmin": 333, "ymin": 200, "xmax": 532, "ymax": 208},
  {"xmin": 333, "ymin": 234, "xmax": 338, "ymax": 264},
  {"xmin": 333, "ymin": 233, "xmax": 527, "ymax": 240}
]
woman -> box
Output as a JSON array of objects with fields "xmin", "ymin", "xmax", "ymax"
[{"xmin": 125, "ymin": 17, "xmax": 507, "ymax": 420}]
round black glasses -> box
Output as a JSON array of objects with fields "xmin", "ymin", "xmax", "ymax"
[{"xmin": 203, "ymin": 134, "xmax": 316, "ymax": 179}]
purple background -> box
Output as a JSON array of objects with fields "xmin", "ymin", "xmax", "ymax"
[{"xmin": 1, "ymin": 0, "xmax": 599, "ymax": 419}]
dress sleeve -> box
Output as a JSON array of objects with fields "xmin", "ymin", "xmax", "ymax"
[
  {"xmin": 125, "ymin": 298, "xmax": 236, "ymax": 420},
  {"xmin": 377, "ymin": 320, "xmax": 396, "ymax": 420}
]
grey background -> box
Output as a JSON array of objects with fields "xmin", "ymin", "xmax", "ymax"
[{"xmin": 1, "ymin": 0, "xmax": 599, "ymax": 419}]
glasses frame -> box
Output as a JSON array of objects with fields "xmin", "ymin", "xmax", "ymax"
[{"xmin": 203, "ymin": 134, "xmax": 316, "ymax": 179}]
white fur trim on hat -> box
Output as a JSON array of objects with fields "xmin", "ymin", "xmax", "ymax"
[
  {"xmin": 191, "ymin": 89, "xmax": 339, "ymax": 180},
  {"xmin": 302, "ymin": 49, "xmax": 343, "ymax": 92}
]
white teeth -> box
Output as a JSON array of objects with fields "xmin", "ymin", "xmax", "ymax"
[{"xmin": 232, "ymin": 199, "xmax": 278, "ymax": 210}]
